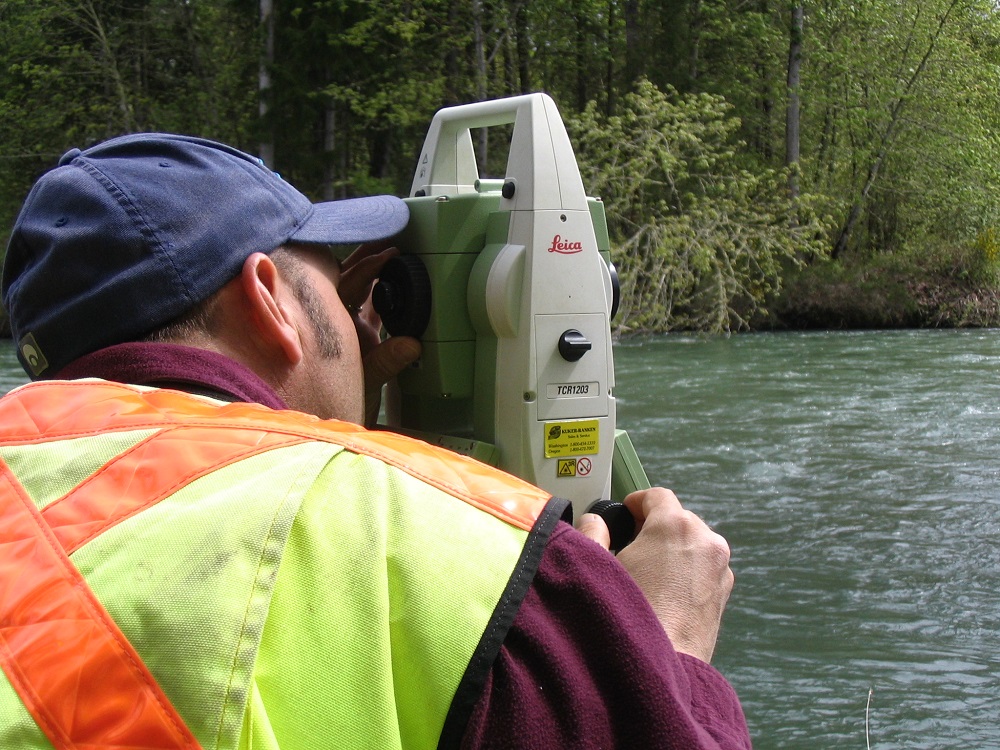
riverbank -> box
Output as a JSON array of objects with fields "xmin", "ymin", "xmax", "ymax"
[{"xmin": 764, "ymin": 254, "xmax": 1000, "ymax": 330}]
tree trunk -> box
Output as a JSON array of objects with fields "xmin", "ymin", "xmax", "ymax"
[
  {"xmin": 624, "ymin": 0, "xmax": 641, "ymax": 86},
  {"xmin": 472, "ymin": 0, "xmax": 488, "ymax": 165},
  {"xmin": 514, "ymin": 0, "xmax": 531, "ymax": 93},
  {"xmin": 78, "ymin": 0, "xmax": 136, "ymax": 132},
  {"xmin": 832, "ymin": 0, "xmax": 962, "ymax": 258},
  {"xmin": 689, "ymin": 0, "xmax": 703, "ymax": 83},
  {"xmin": 258, "ymin": 0, "xmax": 274, "ymax": 167},
  {"xmin": 323, "ymin": 102, "xmax": 336, "ymax": 201},
  {"xmin": 575, "ymin": 2, "xmax": 587, "ymax": 110},
  {"xmin": 605, "ymin": 0, "xmax": 616, "ymax": 115},
  {"xmin": 786, "ymin": 4, "xmax": 803, "ymax": 200}
]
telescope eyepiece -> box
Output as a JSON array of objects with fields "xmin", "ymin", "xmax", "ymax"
[{"xmin": 372, "ymin": 255, "xmax": 432, "ymax": 338}]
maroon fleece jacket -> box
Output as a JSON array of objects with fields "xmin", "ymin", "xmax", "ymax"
[{"xmin": 58, "ymin": 342, "xmax": 752, "ymax": 750}]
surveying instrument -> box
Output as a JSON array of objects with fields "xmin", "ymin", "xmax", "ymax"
[{"xmin": 373, "ymin": 93, "xmax": 649, "ymax": 549}]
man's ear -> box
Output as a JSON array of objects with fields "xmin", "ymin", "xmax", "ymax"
[{"xmin": 240, "ymin": 252, "xmax": 304, "ymax": 365}]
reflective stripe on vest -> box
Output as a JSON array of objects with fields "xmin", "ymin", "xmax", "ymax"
[
  {"xmin": 0, "ymin": 461, "xmax": 203, "ymax": 750},
  {"xmin": 1, "ymin": 379, "xmax": 549, "ymax": 531},
  {"xmin": 0, "ymin": 380, "xmax": 557, "ymax": 749}
]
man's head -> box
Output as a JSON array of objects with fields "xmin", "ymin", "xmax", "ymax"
[
  {"xmin": 146, "ymin": 241, "xmax": 370, "ymax": 422},
  {"xmin": 1, "ymin": 133, "xmax": 408, "ymax": 380}
]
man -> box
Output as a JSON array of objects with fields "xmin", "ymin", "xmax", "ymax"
[{"xmin": 0, "ymin": 133, "xmax": 751, "ymax": 749}]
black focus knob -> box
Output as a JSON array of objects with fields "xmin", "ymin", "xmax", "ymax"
[
  {"xmin": 587, "ymin": 499, "xmax": 636, "ymax": 552},
  {"xmin": 372, "ymin": 255, "xmax": 432, "ymax": 338},
  {"xmin": 607, "ymin": 261, "xmax": 621, "ymax": 320},
  {"xmin": 558, "ymin": 329, "xmax": 591, "ymax": 361}
]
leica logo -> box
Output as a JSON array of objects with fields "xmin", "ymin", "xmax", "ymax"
[{"xmin": 548, "ymin": 235, "xmax": 584, "ymax": 254}]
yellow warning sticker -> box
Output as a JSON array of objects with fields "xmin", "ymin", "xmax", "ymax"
[
  {"xmin": 544, "ymin": 419, "xmax": 600, "ymax": 458},
  {"xmin": 557, "ymin": 459, "xmax": 577, "ymax": 477}
]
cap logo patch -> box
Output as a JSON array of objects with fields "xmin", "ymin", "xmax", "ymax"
[{"xmin": 19, "ymin": 333, "xmax": 49, "ymax": 377}]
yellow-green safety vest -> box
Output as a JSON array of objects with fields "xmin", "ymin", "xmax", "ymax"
[{"xmin": 0, "ymin": 379, "xmax": 565, "ymax": 750}]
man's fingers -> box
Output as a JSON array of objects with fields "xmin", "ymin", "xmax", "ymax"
[
  {"xmin": 339, "ymin": 245, "xmax": 398, "ymax": 308},
  {"xmin": 576, "ymin": 513, "xmax": 612, "ymax": 550},
  {"xmin": 364, "ymin": 336, "xmax": 421, "ymax": 385},
  {"xmin": 363, "ymin": 336, "xmax": 421, "ymax": 427},
  {"xmin": 623, "ymin": 486, "xmax": 683, "ymax": 525},
  {"xmin": 615, "ymin": 487, "xmax": 734, "ymax": 663}
]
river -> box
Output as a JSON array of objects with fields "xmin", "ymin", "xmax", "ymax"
[{"xmin": 3, "ymin": 330, "xmax": 999, "ymax": 748}]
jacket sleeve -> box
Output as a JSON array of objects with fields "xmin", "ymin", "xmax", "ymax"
[{"xmin": 459, "ymin": 522, "xmax": 752, "ymax": 750}]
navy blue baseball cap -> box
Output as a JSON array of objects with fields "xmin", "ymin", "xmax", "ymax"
[{"xmin": 1, "ymin": 133, "xmax": 409, "ymax": 378}]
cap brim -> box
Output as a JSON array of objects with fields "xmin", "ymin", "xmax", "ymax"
[{"xmin": 289, "ymin": 195, "xmax": 409, "ymax": 247}]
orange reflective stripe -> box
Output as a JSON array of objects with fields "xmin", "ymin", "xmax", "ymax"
[
  {"xmin": 338, "ymin": 426, "xmax": 550, "ymax": 531},
  {"xmin": 2, "ymin": 380, "xmax": 552, "ymax": 532},
  {"xmin": 0, "ymin": 460, "xmax": 201, "ymax": 750},
  {"xmin": 44, "ymin": 426, "xmax": 310, "ymax": 555}
]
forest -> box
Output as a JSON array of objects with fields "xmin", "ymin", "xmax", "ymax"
[{"xmin": 2, "ymin": 0, "xmax": 1000, "ymax": 335}]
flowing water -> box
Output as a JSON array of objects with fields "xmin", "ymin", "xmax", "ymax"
[
  {"xmin": 614, "ymin": 330, "xmax": 1000, "ymax": 749},
  {"xmin": 3, "ymin": 330, "xmax": 999, "ymax": 748}
]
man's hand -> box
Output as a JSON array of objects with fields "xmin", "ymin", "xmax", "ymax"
[
  {"xmin": 578, "ymin": 488, "xmax": 734, "ymax": 664},
  {"xmin": 340, "ymin": 242, "xmax": 421, "ymax": 427}
]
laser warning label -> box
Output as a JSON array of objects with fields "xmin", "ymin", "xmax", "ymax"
[
  {"xmin": 557, "ymin": 459, "xmax": 577, "ymax": 477},
  {"xmin": 544, "ymin": 419, "xmax": 600, "ymax": 458},
  {"xmin": 556, "ymin": 457, "xmax": 595, "ymax": 479}
]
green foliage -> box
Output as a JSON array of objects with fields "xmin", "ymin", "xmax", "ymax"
[
  {"xmin": 772, "ymin": 257, "xmax": 924, "ymax": 329},
  {"xmin": 527, "ymin": 0, "xmax": 624, "ymax": 111},
  {"xmin": 975, "ymin": 227, "xmax": 1000, "ymax": 268},
  {"xmin": 3, "ymin": 0, "xmax": 1000, "ymax": 330},
  {"xmin": 568, "ymin": 80, "xmax": 831, "ymax": 334},
  {"xmin": 0, "ymin": 0, "xmax": 256, "ymax": 244},
  {"xmin": 0, "ymin": 2, "xmax": 103, "ymax": 239},
  {"xmin": 805, "ymin": 0, "xmax": 1000, "ymax": 256},
  {"xmin": 775, "ymin": 246, "xmax": 1000, "ymax": 330},
  {"xmin": 906, "ymin": 228, "xmax": 1000, "ymax": 288}
]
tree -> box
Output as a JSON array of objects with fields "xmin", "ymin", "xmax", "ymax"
[
  {"xmin": 830, "ymin": 0, "xmax": 968, "ymax": 257},
  {"xmin": 786, "ymin": 4, "xmax": 803, "ymax": 200},
  {"xmin": 789, "ymin": 0, "xmax": 1000, "ymax": 261},
  {"xmin": 569, "ymin": 80, "xmax": 830, "ymax": 333}
]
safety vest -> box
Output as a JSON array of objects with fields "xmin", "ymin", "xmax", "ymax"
[{"xmin": 0, "ymin": 379, "xmax": 564, "ymax": 750}]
